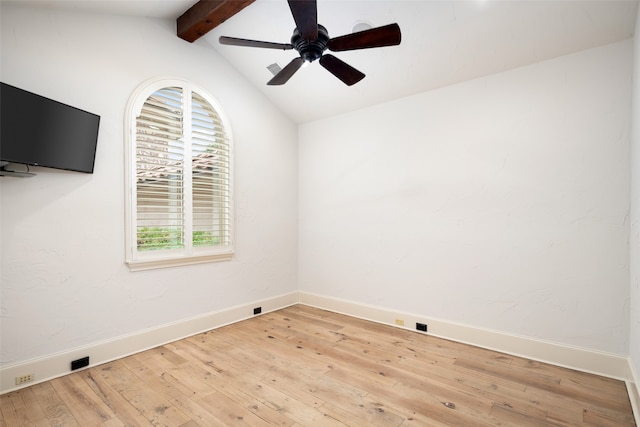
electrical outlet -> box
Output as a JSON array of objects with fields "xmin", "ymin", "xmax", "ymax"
[
  {"xmin": 416, "ymin": 322, "xmax": 428, "ymax": 332},
  {"xmin": 15, "ymin": 374, "xmax": 34, "ymax": 385},
  {"xmin": 253, "ymin": 306, "xmax": 262, "ymax": 315},
  {"xmin": 395, "ymin": 319, "xmax": 405, "ymax": 326}
]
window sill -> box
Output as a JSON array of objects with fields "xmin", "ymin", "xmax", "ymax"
[{"xmin": 126, "ymin": 252, "xmax": 233, "ymax": 271}]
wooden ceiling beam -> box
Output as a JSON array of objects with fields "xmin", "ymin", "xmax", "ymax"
[{"xmin": 177, "ymin": 0, "xmax": 255, "ymax": 43}]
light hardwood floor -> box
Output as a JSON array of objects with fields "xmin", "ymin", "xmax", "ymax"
[{"xmin": 0, "ymin": 304, "xmax": 636, "ymax": 426}]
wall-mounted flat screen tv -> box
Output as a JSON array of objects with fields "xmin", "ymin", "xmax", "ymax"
[{"xmin": 1, "ymin": 82, "xmax": 100, "ymax": 174}]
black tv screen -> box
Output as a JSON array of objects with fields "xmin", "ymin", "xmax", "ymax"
[{"xmin": 1, "ymin": 82, "xmax": 100, "ymax": 173}]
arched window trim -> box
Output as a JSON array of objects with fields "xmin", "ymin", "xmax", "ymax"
[{"xmin": 124, "ymin": 77, "xmax": 234, "ymax": 271}]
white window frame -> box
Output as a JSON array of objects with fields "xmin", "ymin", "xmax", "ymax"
[{"xmin": 124, "ymin": 77, "xmax": 234, "ymax": 271}]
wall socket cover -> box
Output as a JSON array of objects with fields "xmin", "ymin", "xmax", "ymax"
[{"xmin": 15, "ymin": 374, "xmax": 34, "ymax": 385}]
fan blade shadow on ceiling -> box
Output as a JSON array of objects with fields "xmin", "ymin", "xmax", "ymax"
[
  {"xmin": 328, "ymin": 23, "xmax": 401, "ymax": 52},
  {"xmin": 319, "ymin": 54, "xmax": 365, "ymax": 86},
  {"xmin": 268, "ymin": 57, "xmax": 306, "ymax": 85}
]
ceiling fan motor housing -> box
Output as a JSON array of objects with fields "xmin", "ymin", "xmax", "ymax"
[{"xmin": 291, "ymin": 24, "xmax": 329, "ymax": 62}]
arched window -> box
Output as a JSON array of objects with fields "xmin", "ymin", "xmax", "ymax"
[{"xmin": 125, "ymin": 78, "xmax": 233, "ymax": 270}]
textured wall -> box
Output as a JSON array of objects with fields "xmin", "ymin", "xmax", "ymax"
[
  {"xmin": 299, "ymin": 40, "xmax": 632, "ymax": 354},
  {"xmin": 630, "ymin": 4, "xmax": 640, "ymax": 385},
  {"xmin": 0, "ymin": 5, "xmax": 299, "ymax": 366}
]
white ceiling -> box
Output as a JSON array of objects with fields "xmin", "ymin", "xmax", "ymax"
[{"xmin": 9, "ymin": 0, "xmax": 639, "ymax": 124}]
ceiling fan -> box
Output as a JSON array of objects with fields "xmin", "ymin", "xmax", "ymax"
[{"xmin": 219, "ymin": 0, "xmax": 401, "ymax": 86}]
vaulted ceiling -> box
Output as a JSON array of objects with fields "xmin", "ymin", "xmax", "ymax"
[{"xmin": 9, "ymin": 0, "xmax": 639, "ymax": 124}]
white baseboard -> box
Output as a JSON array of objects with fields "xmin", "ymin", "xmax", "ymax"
[
  {"xmin": 0, "ymin": 292, "xmax": 298, "ymax": 395},
  {"xmin": 2, "ymin": 290, "xmax": 635, "ymax": 404},
  {"xmin": 298, "ymin": 291, "xmax": 632, "ymax": 381},
  {"xmin": 628, "ymin": 360, "xmax": 640, "ymax": 426}
]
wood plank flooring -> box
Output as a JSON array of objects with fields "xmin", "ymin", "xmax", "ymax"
[{"xmin": 0, "ymin": 304, "xmax": 636, "ymax": 426}]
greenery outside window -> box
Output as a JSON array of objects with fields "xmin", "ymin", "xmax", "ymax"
[{"xmin": 125, "ymin": 78, "xmax": 233, "ymax": 271}]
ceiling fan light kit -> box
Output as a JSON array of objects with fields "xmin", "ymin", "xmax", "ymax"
[{"xmin": 219, "ymin": 0, "xmax": 401, "ymax": 86}]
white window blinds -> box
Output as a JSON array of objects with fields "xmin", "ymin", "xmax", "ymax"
[
  {"xmin": 136, "ymin": 87, "xmax": 185, "ymax": 250},
  {"xmin": 191, "ymin": 92, "xmax": 231, "ymax": 248},
  {"xmin": 125, "ymin": 79, "xmax": 233, "ymax": 270}
]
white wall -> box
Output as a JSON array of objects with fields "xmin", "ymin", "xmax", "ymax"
[
  {"xmin": 299, "ymin": 40, "xmax": 632, "ymax": 355},
  {"xmin": 1, "ymin": 1, "xmax": 636, "ymax": 394},
  {"xmin": 630, "ymin": 1, "xmax": 640, "ymax": 395},
  {"xmin": 0, "ymin": 5, "xmax": 298, "ymax": 367}
]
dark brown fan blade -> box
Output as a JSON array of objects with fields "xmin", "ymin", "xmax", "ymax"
[
  {"xmin": 219, "ymin": 36, "xmax": 293, "ymax": 50},
  {"xmin": 288, "ymin": 0, "xmax": 317, "ymax": 40},
  {"xmin": 328, "ymin": 23, "xmax": 401, "ymax": 52},
  {"xmin": 267, "ymin": 57, "xmax": 305, "ymax": 85},
  {"xmin": 319, "ymin": 54, "xmax": 365, "ymax": 86}
]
